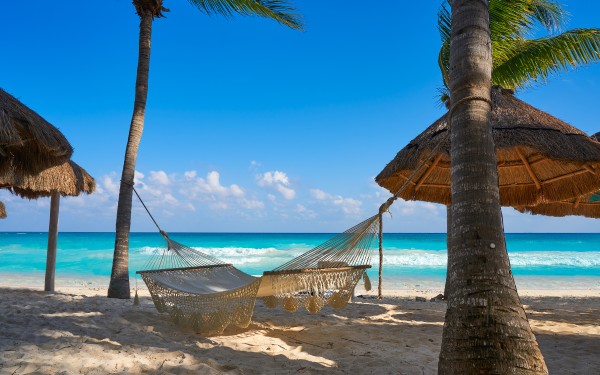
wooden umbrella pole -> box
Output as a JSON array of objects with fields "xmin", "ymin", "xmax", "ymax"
[
  {"xmin": 45, "ymin": 191, "xmax": 60, "ymax": 292},
  {"xmin": 378, "ymin": 212, "xmax": 383, "ymax": 299}
]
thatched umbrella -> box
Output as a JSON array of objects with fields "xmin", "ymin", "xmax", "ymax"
[
  {"xmin": 2, "ymin": 160, "xmax": 96, "ymax": 199},
  {"xmin": 0, "ymin": 200, "xmax": 6, "ymax": 219},
  {"xmin": 376, "ymin": 87, "xmax": 600, "ymax": 207},
  {"xmin": 0, "ymin": 88, "xmax": 73, "ymax": 174},
  {"xmin": 515, "ymin": 191, "xmax": 600, "ymax": 218},
  {"xmin": 514, "ymin": 133, "xmax": 600, "ymax": 218},
  {"xmin": 0, "ymin": 161, "xmax": 95, "ymax": 291}
]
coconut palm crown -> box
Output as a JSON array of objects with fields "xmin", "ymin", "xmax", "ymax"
[{"xmin": 437, "ymin": 0, "xmax": 600, "ymax": 101}]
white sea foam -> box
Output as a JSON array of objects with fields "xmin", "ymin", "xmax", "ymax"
[
  {"xmin": 136, "ymin": 246, "xmax": 280, "ymax": 258},
  {"xmin": 135, "ymin": 246, "xmax": 600, "ymax": 269},
  {"xmin": 191, "ymin": 247, "xmax": 280, "ymax": 258},
  {"xmin": 375, "ymin": 251, "xmax": 447, "ymax": 267},
  {"xmin": 372, "ymin": 250, "xmax": 600, "ymax": 268},
  {"xmin": 509, "ymin": 251, "xmax": 600, "ymax": 267}
]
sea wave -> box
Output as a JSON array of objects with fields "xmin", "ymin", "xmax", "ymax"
[
  {"xmin": 135, "ymin": 246, "xmax": 281, "ymax": 258},
  {"xmin": 373, "ymin": 250, "xmax": 600, "ymax": 268},
  {"xmin": 509, "ymin": 251, "xmax": 600, "ymax": 267},
  {"xmin": 134, "ymin": 247, "xmax": 600, "ymax": 269}
]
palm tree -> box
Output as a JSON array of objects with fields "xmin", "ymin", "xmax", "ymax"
[
  {"xmin": 437, "ymin": 1, "xmax": 600, "ymax": 372},
  {"xmin": 108, "ymin": 0, "xmax": 302, "ymax": 299},
  {"xmin": 438, "ymin": 0, "xmax": 548, "ymax": 373},
  {"xmin": 437, "ymin": 0, "xmax": 600, "ymax": 100}
]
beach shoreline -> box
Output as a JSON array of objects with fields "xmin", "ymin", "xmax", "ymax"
[{"xmin": 1, "ymin": 278, "xmax": 598, "ymax": 374}]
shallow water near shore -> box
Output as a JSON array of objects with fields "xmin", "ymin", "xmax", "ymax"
[{"xmin": 1, "ymin": 232, "xmax": 599, "ymax": 292}]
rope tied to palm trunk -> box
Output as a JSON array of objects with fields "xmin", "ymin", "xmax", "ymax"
[{"xmin": 375, "ymin": 94, "xmax": 492, "ymax": 298}]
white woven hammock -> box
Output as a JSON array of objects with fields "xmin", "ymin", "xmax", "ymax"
[{"xmin": 137, "ymin": 215, "xmax": 379, "ymax": 334}]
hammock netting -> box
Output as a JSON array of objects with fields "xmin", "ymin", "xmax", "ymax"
[
  {"xmin": 137, "ymin": 238, "xmax": 260, "ymax": 334},
  {"xmin": 258, "ymin": 214, "xmax": 379, "ymax": 313},
  {"xmin": 137, "ymin": 215, "xmax": 380, "ymax": 334}
]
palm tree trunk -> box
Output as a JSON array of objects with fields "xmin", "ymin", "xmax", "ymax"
[
  {"xmin": 108, "ymin": 8, "xmax": 154, "ymax": 299},
  {"xmin": 443, "ymin": 206, "xmax": 450, "ymax": 299},
  {"xmin": 439, "ymin": 0, "xmax": 547, "ymax": 373}
]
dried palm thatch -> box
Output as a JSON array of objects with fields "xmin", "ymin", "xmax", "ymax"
[
  {"xmin": 376, "ymin": 87, "xmax": 600, "ymax": 207},
  {"xmin": 0, "ymin": 160, "xmax": 95, "ymax": 198},
  {"xmin": 0, "ymin": 200, "xmax": 6, "ymax": 219},
  {"xmin": 0, "ymin": 88, "xmax": 73, "ymax": 175},
  {"xmin": 515, "ymin": 192, "xmax": 600, "ymax": 218}
]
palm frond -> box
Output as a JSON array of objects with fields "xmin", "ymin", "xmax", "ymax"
[
  {"xmin": 437, "ymin": 0, "xmax": 568, "ymax": 90},
  {"xmin": 437, "ymin": 1, "xmax": 451, "ymax": 43},
  {"xmin": 530, "ymin": 0, "xmax": 566, "ymax": 33},
  {"xmin": 438, "ymin": 39, "xmax": 450, "ymax": 89},
  {"xmin": 493, "ymin": 28, "xmax": 600, "ymax": 89},
  {"xmin": 187, "ymin": 0, "xmax": 303, "ymax": 30}
]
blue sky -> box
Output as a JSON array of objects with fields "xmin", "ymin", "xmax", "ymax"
[{"xmin": 1, "ymin": 1, "xmax": 600, "ymax": 233}]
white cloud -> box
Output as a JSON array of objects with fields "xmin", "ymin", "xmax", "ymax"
[
  {"xmin": 310, "ymin": 189, "xmax": 329, "ymax": 200},
  {"xmin": 179, "ymin": 170, "xmax": 265, "ymax": 212},
  {"xmin": 240, "ymin": 199, "xmax": 265, "ymax": 210},
  {"xmin": 258, "ymin": 171, "xmax": 289, "ymax": 186},
  {"xmin": 230, "ymin": 184, "xmax": 245, "ymax": 198},
  {"xmin": 103, "ymin": 175, "xmax": 120, "ymax": 196},
  {"xmin": 295, "ymin": 204, "xmax": 317, "ymax": 219},
  {"xmin": 310, "ymin": 188, "xmax": 363, "ymax": 215},
  {"xmin": 149, "ymin": 171, "xmax": 171, "ymax": 186},
  {"xmin": 163, "ymin": 193, "xmax": 178, "ymax": 205},
  {"xmin": 184, "ymin": 170, "xmax": 197, "ymax": 179},
  {"xmin": 257, "ymin": 170, "xmax": 296, "ymax": 200},
  {"xmin": 276, "ymin": 185, "xmax": 296, "ymax": 200},
  {"xmin": 133, "ymin": 170, "xmax": 144, "ymax": 185},
  {"xmin": 333, "ymin": 196, "xmax": 362, "ymax": 214}
]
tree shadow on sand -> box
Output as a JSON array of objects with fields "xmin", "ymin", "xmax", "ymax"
[
  {"xmin": 253, "ymin": 297, "xmax": 445, "ymax": 374},
  {"xmin": 0, "ymin": 288, "xmax": 336, "ymax": 374}
]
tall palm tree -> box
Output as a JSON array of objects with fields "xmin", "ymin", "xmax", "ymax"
[
  {"xmin": 438, "ymin": 0, "xmax": 548, "ymax": 373},
  {"xmin": 437, "ymin": 1, "xmax": 599, "ymax": 372},
  {"xmin": 108, "ymin": 0, "xmax": 302, "ymax": 299}
]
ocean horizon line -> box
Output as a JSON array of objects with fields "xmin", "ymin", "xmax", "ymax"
[{"xmin": 2, "ymin": 231, "xmax": 600, "ymax": 235}]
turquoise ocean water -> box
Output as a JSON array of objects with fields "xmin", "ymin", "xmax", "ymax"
[{"xmin": 1, "ymin": 232, "xmax": 599, "ymax": 290}]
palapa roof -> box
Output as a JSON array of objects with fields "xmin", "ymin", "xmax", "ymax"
[
  {"xmin": 0, "ymin": 160, "xmax": 95, "ymax": 199},
  {"xmin": 376, "ymin": 86, "xmax": 600, "ymax": 207},
  {"xmin": 515, "ymin": 192, "xmax": 600, "ymax": 219},
  {"xmin": 0, "ymin": 88, "xmax": 73, "ymax": 175},
  {"xmin": 0, "ymin": 200, "xmax": 5, "ymax": 219}
]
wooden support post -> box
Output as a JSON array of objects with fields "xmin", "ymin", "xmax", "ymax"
[
  {"xmin": 378, "ymin": 213, "xmax": 383, "ymax": 299},
  {"xmin": 45, "ymin": 191, "xmax": 60, "ymax": 292},
  {"xmin": 573, "ymin": 195, "xmax": 582, "ymax": 209},
  {"xmin": 515, "ymin": 147, "xmax": 542, "ymax": 190},
  {"xmin": 584, "ymin": 165, "xmax": 598, "ymax": 175},
  {"xmin": 415, "ymin": 154, "xmax": 443, "ymax": 191}
]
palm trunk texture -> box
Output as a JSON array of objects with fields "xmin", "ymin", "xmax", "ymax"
[
  {"xmin": 108, "ymin": 9, "xmax": 154, "ymax": 299},
  {"xmin": 438, "ymin": 0, "xmax": 547, "ymax": 373}
]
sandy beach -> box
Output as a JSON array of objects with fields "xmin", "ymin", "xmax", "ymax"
[{"xmin": 1, "ymin": 279, "xmax": 598, "ymax": 375}]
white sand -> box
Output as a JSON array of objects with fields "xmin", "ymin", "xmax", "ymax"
[{"xmin": 0, "ymin": 279, "xmax": 598, "ymax": 374}]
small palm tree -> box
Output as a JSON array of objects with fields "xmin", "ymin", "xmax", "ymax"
[
  {"xmin": 438, "ymin": 0, "xmax": 600, "ymax": 100},
  {"xmin": 108, "ymin": 0, "xmax": 302, "ymax": 299}
]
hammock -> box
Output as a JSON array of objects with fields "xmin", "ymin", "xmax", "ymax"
[
  {"xmin": 257, "ymin": 215, "xmax": 379, "ymax": 313},
  {"xmin": 137, "ymin": 235, "xmax": 261, "ymax": 335},
  {"xmin": 137, "ymin": 215, "xmax": 380, "ymax": 333}
]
